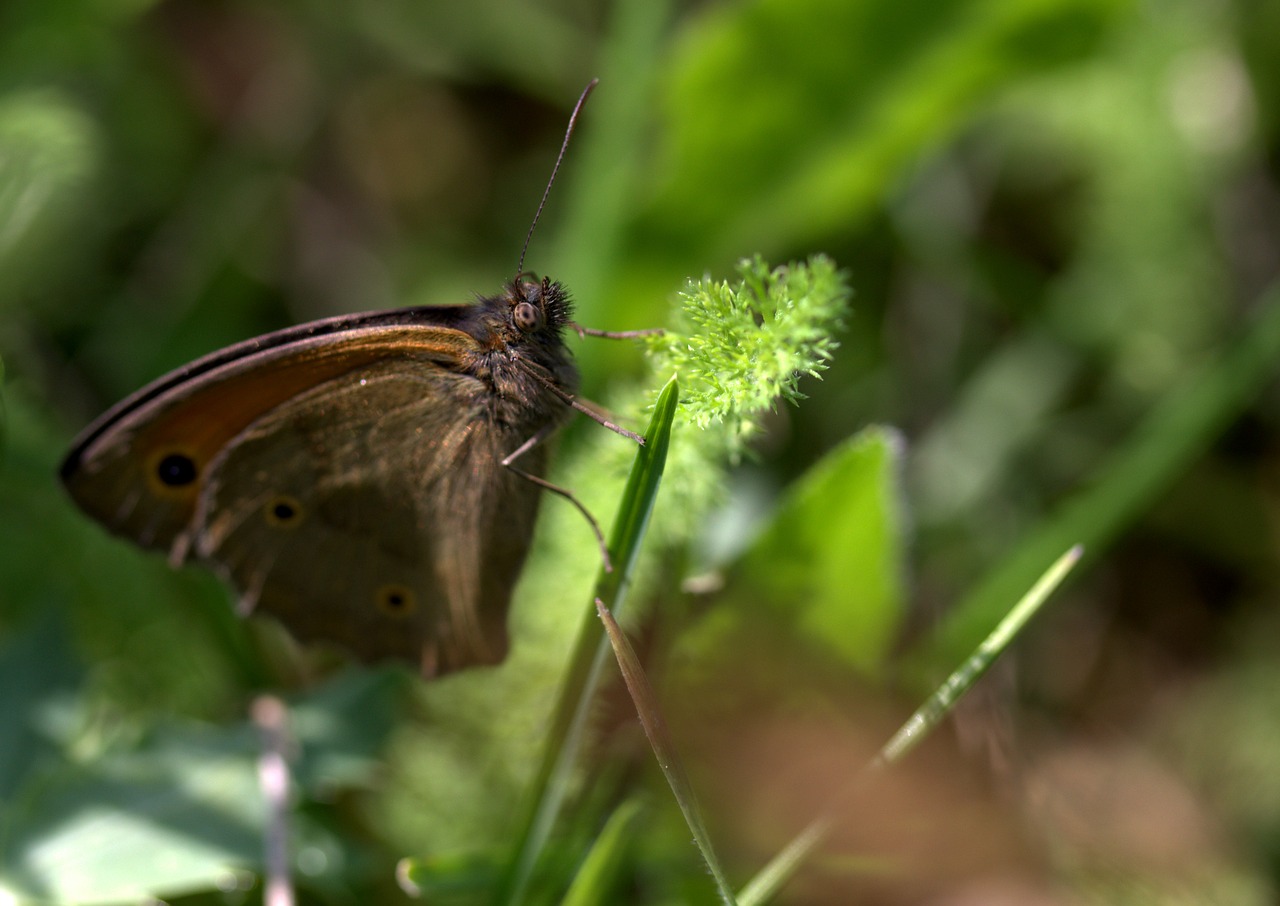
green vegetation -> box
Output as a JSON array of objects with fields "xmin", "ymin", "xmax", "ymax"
[{"xmin": 3, "ymin": 0, "xmax": 1280, "ymax": 902}]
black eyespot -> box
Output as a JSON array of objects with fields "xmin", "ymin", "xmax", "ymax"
[
  {"xmin": 263, "ymin": 495, "xmax": 304, "ymax": 528},
  {"xmin": 376, "ymin": 584, "xmax": 416, "ymax": 617},
  {"xmin": 513, "ymin": 300, "xmax": 542, "ymax": 331},
  {"xmin": 156, "ymin": 453, "xmax": 198, "ymax": 487}
]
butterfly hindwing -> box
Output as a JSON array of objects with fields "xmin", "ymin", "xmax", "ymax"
[{"xmin": 189, "ymin": 357, "xmax": 545, "ymax": 674}]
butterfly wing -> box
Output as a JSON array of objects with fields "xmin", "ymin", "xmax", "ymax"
[
  {"xmin": 190, "ymin": 359, "xmax": 545, "ymax": 674},
  {"xmin": 61, "ymin": 314, "xmax": 479, "ymax": 555},
  {"xmin": 62, "ymin": 314, "xmax": 546, "ymax": 674}
]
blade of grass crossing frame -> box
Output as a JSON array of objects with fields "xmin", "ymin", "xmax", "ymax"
[
  {"xmin": 598, "ymin": 601, "xmax": 739, "ymax": 904},
  {"xmin": 736, "ymin": 544, "xmax": 1083, "ymax": 906},
  {"xmin": 873, "ymin": 544, "xmax": 1082, "ymax": 767},
  {"xmin": 492, "ymin": 376, "xmax": 678, "ymax": 905}
]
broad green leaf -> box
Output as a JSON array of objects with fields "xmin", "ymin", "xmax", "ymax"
[
  {"xmin": 713, "ymin": 426, "xmax": 907, "ymax": 676},
  {"xmin": 0, "ymin": 728, "xmax": 263, "ymax": 905},
  {"xmin": 0, "ymin": 657, "xmax": 403, "ymax": 904}
]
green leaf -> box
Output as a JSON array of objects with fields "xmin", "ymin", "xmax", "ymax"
[
  {"xmin": 713, "ymin": 426, "xmax": 907, "ymax": 676},
  {"xmin": 0, "ymin": 650, "xmax": 403, "ymax": 904},
  {"xmin": 559, "ymin": 799, "xmax": 644, "ymax": 906},
  {"xmin": 0, "ymin": 727, "xmax": 263, "ymax": 905}
]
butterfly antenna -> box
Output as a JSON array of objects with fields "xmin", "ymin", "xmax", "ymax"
[{"xmin": 516, "ymin": 78, "xmax": 598, "ymax": 278}]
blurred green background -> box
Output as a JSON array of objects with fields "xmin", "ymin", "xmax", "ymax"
[{"xmin": 4, "ymin": 0, "xmax": 1280, "ymax": 902}]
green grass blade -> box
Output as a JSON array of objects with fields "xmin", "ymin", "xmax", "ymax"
[
  {"xmin": 597, "ymin": 601, "xmax": 738, "ymax": 904},
  {"xmin": 735, "ymin": 818, "xmax": 833, "ymax": 906},
  {"xmin": 874, "ymin": 544, "xmax": 1082, "ymax": 768},
  {"xmin": 736, "ymin": 545, "xmax": 1083, "ymax": 906},
  {"xmin": 559, "ymin": 799, "xmax": 645, "ymax": 906},
  {"xmin": 491, "ymin": 376, "xmax": 678, "ymax": 906}
]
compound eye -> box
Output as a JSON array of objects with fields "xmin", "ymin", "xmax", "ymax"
[{"xmin": 513, "ymin": 300, "xmax": 542, "ymax": 331}]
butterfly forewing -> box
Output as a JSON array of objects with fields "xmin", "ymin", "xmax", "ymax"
[{"xmin": 60, "ymin": 318, "xmax": 480, "ymax": 557}]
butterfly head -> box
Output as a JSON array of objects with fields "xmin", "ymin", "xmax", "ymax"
[{"xmin": 505, "ymin": 273, "xmax": 573, "ymax": 339}]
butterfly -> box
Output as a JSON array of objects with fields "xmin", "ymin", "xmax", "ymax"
[{"xmin": 59, "ymin": 80, "xmax": 651, "ymax": 678}]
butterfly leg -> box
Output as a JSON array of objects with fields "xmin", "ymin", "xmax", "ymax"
[
  {"xmin": 569, "ymin": 323, "xmax": 664, "ymax": 341},
  {"xmin": 526, "ymin": 368, "xmax": 646, "ymax": 445},
  {"xmin": 568, "ymin": 395, "xmax": 656, "ymax": 448},
  {"xmin": 502, "ymin": 427, "xmax": 613, "ymax": 572}
]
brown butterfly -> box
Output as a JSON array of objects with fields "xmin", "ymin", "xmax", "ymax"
[{"xmin": 60, "ymin": 80, "xmax": 650, "ymax": 678}]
